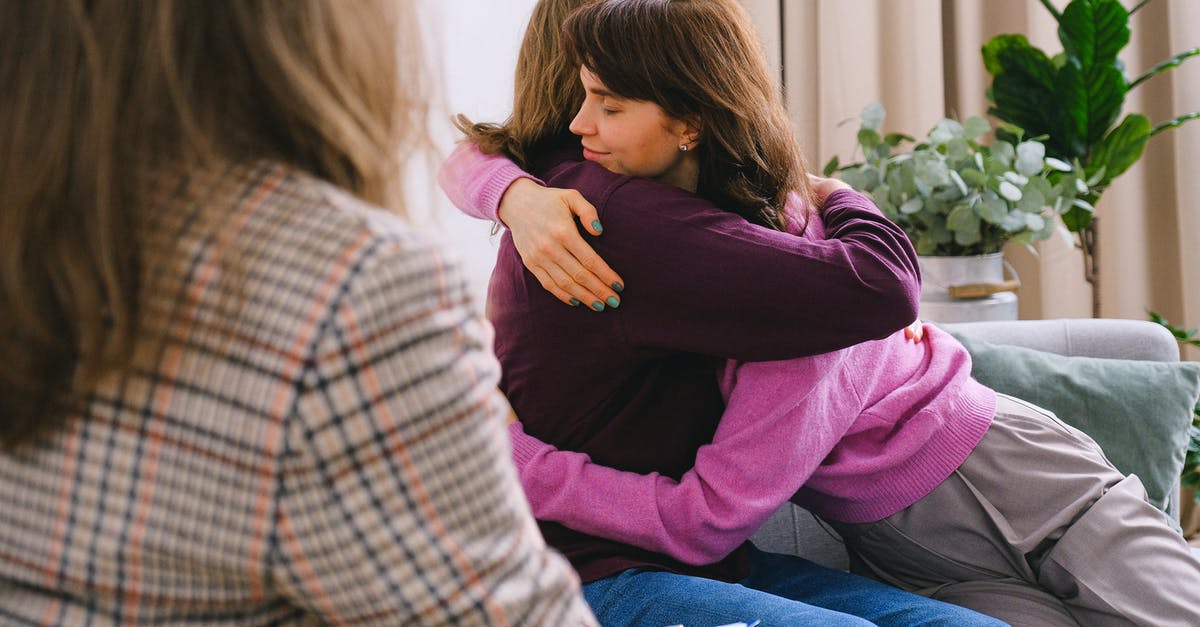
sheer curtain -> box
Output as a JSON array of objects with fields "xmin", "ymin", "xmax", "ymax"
[{"xmin": 745, "ymin": 0, "xmax": 1200, "ymax": 357}]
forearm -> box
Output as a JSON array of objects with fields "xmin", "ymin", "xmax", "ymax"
[
  {"xmin": 437, "ymin": 142, "xmax": 543, "ymax": 223},
  {"xmin": 510, "ymin": 353, "xmax": 859, "ymax": 565},
  {"xmin": 612, "ymin": 183, "xmax": 919, "ymax": 360}
]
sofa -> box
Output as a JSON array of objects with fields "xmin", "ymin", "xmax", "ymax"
[{"xmin": 748, "ymin": 317, "xmax": 1188, "ymax": 570}]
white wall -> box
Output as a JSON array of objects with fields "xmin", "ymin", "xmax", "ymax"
[{"xmin": 414, "ymin": 0, "xmax": 539, "ymax": 307}]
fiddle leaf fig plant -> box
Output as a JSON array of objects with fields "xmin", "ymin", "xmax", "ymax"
[
  {"xmin": 983, "ymin": 0, "xmax": 1199, "ymax": 314},
  {"xmin": 826, "ymin": 103, "xmax": 1087, "ymax": 257}
]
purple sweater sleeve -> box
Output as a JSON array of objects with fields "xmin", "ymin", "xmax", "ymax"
[
  {"xmin": 508, "ymin": 351, "xmax": 864, "ymax": 565},
  {"xmin": 436, "ymin": 143, "xmax": 544, "ymax": 223},
  {"xmin": 597, "ymin": 180, "xmax": 920, "ymax": 360}
]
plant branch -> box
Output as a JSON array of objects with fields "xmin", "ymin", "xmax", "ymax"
[
  {"xmin": 1129, "ymin": 47, "xmax": 1200, "ymax": 90},
  {"xmin": 1151, "ymin": 111, "xmax": 1200, "ymax": 137},
  {"xmin": 1038, "ymin": 0, "xmax": 1063, "ymax": 21},
  {"xmin": 1129, "ymin": 0, "xmax": 1152, "ymax": 15}
]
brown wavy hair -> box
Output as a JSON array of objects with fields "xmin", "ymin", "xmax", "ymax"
[
  {"xmin": 455, "ymin": 0, "xmax": 598, "ymax": 169},
  {"xmin": 0, "ymin": 0, "xmax": 426, "ymax": 449},
  {"xmin": 563, "ymin": 0, "xmax": 812, "ymax": 229}
]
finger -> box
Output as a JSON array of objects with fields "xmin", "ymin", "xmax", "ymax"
[
  {"xmin": 564, "ymin": 190, "xmax": 604, "ymax": 236},
  {"xmin": 565, "ymin": 238, "xmax": 625, "ymax": 294},
  {"xmin": 529, "ymin": 266, "xmax": 582, "ymax": 307},
  {"xmin": 540, "ymin": 242, "xmax": 618, "ymax": 305},
  {"xmin": 543, "ymin": 262, "xmax": 610, "ymax": 311}
]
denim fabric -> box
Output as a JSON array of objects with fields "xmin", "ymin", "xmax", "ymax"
[{"xmin": 582, "ymin": 545, "xmax": 1007, "ymax": 627}]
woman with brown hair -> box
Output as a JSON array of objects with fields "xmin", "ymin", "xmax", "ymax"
[
  {"xmin": 444, "ymin": 1, "xmax": 1008, "ymax": 625},
  {"xmin": 0, "ymin": 1, "xmax": 594, "ymax": 623},
  {"xmin": 446, "ymin": 1, "xmax": 1200, "ymax": 625}
]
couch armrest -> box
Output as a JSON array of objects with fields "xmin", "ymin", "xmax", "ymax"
[{"xmin": 940, "ymin": 318, "xmax": 1180, "ymax": 362}]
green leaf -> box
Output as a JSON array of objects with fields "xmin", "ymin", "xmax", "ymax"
[
  {"xmin": 985, "ymin": 37, "xmax": 1060, "ymax": 150},
  {"xmin": 1058, "ymin": 0, "xmax": 1129, "ymax": 70},
  {"xmin": 823, "ymin": 155, "xmax": 840, "ymax": 177},
  {"xmin": 979, "ymin": 193, "xmax": 1009, "ymax": 224},
  {"xmin": 963, "ymin": 116, "xmax": 992, "ymax": 139},
  {"xmin": 884, "ymin": 132, "xmax": 916, "ymax": 146},
  {"xmin": 1015, "ymin": 141, "xmax": 1046, "ymax": 176},
  {"xmin": 862, "ymin": 102, "xmax": 886, "ymax": 130},
  {"xmin": 1054, "ymin": 0, "xmax": 1129, "ymax": 157},
  {"xmin": 1062, "ymin": 197, "xmax": 1096, "ymax": 231},
  {"xmin": 1089, "ymin": 113, "xmax": 1151, "ymax": 184},
  {"xmin": 858, "ymin": 128, "xmax": 881, "ymax": 150},
  {"xmin": 900, "ymin": 197, "xmax": 924, "ymax": 215},
  {"xmin": 982, "ymin": 34, "xmax": 1028, "ymax": 76}
]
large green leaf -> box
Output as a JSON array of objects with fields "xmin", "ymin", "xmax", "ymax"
[
  {"xmin": 984, "ymin": 35, "xmax": 1059, "ymax": 143},
  {"xmin": 1056, "ymin": 62, "xmax": 1125, "ymax": 159},
  {"xmin": 1055, "ymin": 0, "xmax": 1129, "ymax": 160},
  {"xmin": 1089, "ymin": 113, "xmax": 1151, "ymax": 185},
  {"xmin": 1058, "ymin": 0, "xmax": 1129, "ymax": 70}
]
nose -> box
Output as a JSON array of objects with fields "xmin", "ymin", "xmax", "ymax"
[{"xmin": 569, "ymin": 104, "xmax": 592, "ymax": 137}]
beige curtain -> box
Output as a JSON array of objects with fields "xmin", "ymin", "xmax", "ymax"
[{"xmin": 744, "ymin": 0, "xmax": 1200, "ymax": 357}]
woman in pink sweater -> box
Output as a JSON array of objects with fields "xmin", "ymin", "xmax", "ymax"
[{"xmin": 441, "ymin": 1, "xmax": 1200, "ymax": 625}]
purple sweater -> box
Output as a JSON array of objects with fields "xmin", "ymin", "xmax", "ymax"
[{"xmin": 440, "ymin": 143, "xmax": 930, "ymax": 582}]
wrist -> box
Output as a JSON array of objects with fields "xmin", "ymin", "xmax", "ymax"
[{"xmin": 497, "ymin": 177, "xmax": 541, "ymax": 228}]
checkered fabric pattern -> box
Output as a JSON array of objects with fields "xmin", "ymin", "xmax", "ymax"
[{"xmin": 0, "ymin": 162, "xmax": 595, "ymax": 625}]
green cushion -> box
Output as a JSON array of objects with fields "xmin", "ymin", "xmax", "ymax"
[{"xmin": 946, "ymin": 330, "xmax": 1200, "ymax": 513}]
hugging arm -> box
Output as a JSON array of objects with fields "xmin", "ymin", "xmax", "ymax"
[
  {"xmin": 509, "ymin": 353, "xmax": 862, "ymax": 565},
  {"xmin": 438, "ymin": 142, "xmax": 624, "ymax": 308}
]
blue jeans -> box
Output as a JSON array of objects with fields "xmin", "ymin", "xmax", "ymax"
[{"xmin": 582, "ymin": 545, "xmax": 1007, "ymax": 626}]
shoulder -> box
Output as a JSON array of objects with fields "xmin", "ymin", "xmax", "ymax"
[
  {"xmin": 225, "ymin": 162, "xmax": 471, "ymax": 341},
  {"xmin": 541, "ymin": 160, "xmax": 726, "ymax": 225},
  {"xmin": 252, "ymin": 162, "xmax": 454, "ymax": 277}
]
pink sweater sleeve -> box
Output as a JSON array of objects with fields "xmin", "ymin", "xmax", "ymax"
[
  {"xmin": 508, "ymin": 350, "xmax": 864, "ymax": 565},
  {"xmin": 437, "ymin": 142, "xmax": 544, "ymax": 223}
]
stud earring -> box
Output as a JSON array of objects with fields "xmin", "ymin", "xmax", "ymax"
[{"xmin": 679, "ymin": 144, "xmax": 689, "ymax": 152}]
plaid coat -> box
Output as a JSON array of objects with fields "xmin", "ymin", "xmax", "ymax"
[{"xmin": 0, "ymin": 162, "xmax": 594, "ymax": 626}]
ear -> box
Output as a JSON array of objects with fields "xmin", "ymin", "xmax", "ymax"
[{"xmin": 681, "ymin": 114, "xmax": 703, "ymax": 143}]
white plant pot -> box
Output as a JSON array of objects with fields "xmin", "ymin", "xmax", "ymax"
[{"xmin": 917, "ymin": 253, "xmax": 1018, "ymax": 323}]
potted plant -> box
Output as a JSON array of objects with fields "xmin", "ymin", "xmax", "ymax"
[
  {"xmin": 982, "ymin": 0, "xmax": 1199, "ymax": 316},
  {"xmin": 825, "ymin": 103, "xmax": 1088, "ymax": 322}
]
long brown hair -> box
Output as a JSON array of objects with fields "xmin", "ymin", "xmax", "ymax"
[
  {"xmin": 0, "ymin": 0, "xmax": 426, "ymax": 449},
  {"xmin": 456, "ymin": 0, "xmax": 597, "ymax": 169},
  {"xmin": 563, "ymin": 0, "xmax": 812, "ymax": 229}
]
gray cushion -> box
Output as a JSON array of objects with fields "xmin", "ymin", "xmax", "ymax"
[{"xmin": 947, "ymin": 330, "xmax": 1200, "ymax": 512}]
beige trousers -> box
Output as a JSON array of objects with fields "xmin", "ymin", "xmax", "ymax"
[{"xmin": 828, "ymin": 394, "xmax": 1200, "ymax": 627}]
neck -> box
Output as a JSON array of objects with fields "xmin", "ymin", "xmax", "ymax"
[{"xmin": 657, "ymin": 154, "xmax": 700, "ymax": 193}]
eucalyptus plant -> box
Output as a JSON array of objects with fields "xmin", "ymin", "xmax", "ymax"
[
  {"xmin": 983, "ymin": 0, "xmax": 1199, "ymax": 313},
  {"xmin": 826, "ymin": 103, "xmax": 1086, "ymax": 257}
]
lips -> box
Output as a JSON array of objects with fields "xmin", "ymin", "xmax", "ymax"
[{"xmin": 581, "ymin": 146, "xmax": 607, "ymax": 162}]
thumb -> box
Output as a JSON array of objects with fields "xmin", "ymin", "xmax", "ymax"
[{"xmin": 565, "ymin": 190, "xmax": 603, "ymax": 236}]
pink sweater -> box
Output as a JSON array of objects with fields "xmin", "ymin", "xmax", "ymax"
[{"xmin": 439, "ymin": 144, "xmax": 997, "ymax": 566}]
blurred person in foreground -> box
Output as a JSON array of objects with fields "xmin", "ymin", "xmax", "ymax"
[{"xmin": 0, "ymin": 1, "xmax": 594, "ymax": 624}]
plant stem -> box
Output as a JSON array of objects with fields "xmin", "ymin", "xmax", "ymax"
[
  {"xmin": 1080, "ymin": 220, "xmax": 1100, "ymax": 318},
  {"xmin": 1129, "ymin": 47, "xmax": 1200, "ymax": 90},
  {"xmin": 1038, "ymin": 0, "xmax": 1063, "ymax": 21},
  {"xmin": 1151, "ymin": 111, "xmax": 1200, "ymax": 136},
  {"xmin": 1129, "ymin": 0, "xmax": 1152, "ymax": 16}
]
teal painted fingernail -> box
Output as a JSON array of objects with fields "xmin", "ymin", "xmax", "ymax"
[
  {"xmin": 605, "ymin": 296, "xmax": 620, "ymax": 309},
  {"xmin": 569, "ymin": 298, "xmax": 581, "ymax": 307},
  {"xmin": 611, "ymin": 282, "xmax": 624, "ymax": 292},
  {"xmin": 591, "ymin": 301, "xmax": 605, "ymax": 311},
  {"xmin": 591, "ymin": 220, "xmax": 604, "ymax": 233}
]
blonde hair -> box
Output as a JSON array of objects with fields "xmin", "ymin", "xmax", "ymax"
[
  {"xmin": 0, "ymin": 0, "xmax": 428, "ymax": 449},
  {"xmin": 456, "ymin": 0, "xmax": 597, "ymax": 169}
]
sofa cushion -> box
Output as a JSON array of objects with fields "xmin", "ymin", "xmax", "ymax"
[{"xmin": 946, "ymin": 330, "xmax": 1200, "ymax": 513}]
